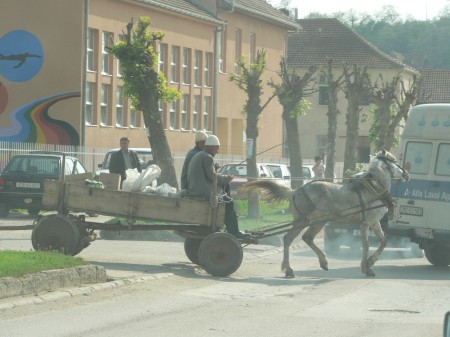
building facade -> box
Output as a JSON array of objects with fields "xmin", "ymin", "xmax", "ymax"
[{"xmin": 1, "ymin": 0, "xmax": 298, "ymax": 160}]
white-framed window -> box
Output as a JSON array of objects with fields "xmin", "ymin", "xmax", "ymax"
[
  {"xmin": 193, "ymin": 95, "xmax": 200, "ymax": 130},
  {"xmin": 181, "ymin": 94, "xmax": 189, "ymax": 130},
  {"xmin": 218, "ymin": 29, "xmax": 225, "ymax": 73},
  {"xmin": 171, "ymin": 45, "xmax": 180, "ymax": 83},
  {"xmin": 234, "ymin": 28, "xmax": 242, "ymax": 74},
  {"xmin": 318, "ymin": 74, "xmax": 329, "ymax": 106},
  {"xmin": 194, "ymin": 50, "xmax": 201, "ymax": 86},
  {"xmin": 100, "ymin": 84, "xmax": 110, "ymax": 125},
  {"xmin": 249, "ymin": 33, "xmax": 256, "ymax": 63},
  {"xmin": 158, "ymin": 43, "xmax": 167, "ymax": 76},
  {"xmin": 117, "ymin": 34, "xmax": 126, "ymax": 77},
  {"xmin": 116, "ymin": 86, "xmax": 124, "ymax": 127},
  {"xmin": 158, "ymin": 100, "xmax": 165, "ymax": 127},
  {"xmin": 182, "ymin": 48, "xmax": 191, "ymax": 84},
  {"xmin": 86, "ymin": 29, "xmax": 96, "ymax": 72},
  {"xmin": 102, "ymin": 32, "xmax": 113, "ymax": 75},
  {"xmin": 203, "ymin": 96, "xmax": 211, "ymax": 131},
  {"xmin": 204, "ymin": 52, "xmax": 212, "ymax": 87},
  {"xmin": 85, "ymin": 82, "xmax": 95, "ymax": 125},
  {"xmin": 170, "ymin": 100, "xmax": 178, "ymax": 129},
  {"xmin": 130, "ymin": 109, "xmax": 139, "ymax": 128}
]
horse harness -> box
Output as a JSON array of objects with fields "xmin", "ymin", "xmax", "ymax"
[{"xmin": 351, "ymin": 172, "xmax": 394, "ymax": 221}]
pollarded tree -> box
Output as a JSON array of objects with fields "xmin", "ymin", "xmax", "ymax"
[
  {"xmin": 230, "ymin": 49, "xmax": 275, "ymax": 218},
  {"xmin": 269, "ymin": 58, "xmax": 317, "ymax": 189},
  {"xmin": 108, "ymin": 17, "xmax": 181, "ymax": 188},
  {"xmin": 342, "ymin": 64, "xmax": 371, "ymax": 174}
]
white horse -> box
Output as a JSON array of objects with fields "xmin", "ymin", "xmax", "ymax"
[{"xmin": 242, "ymin": 150, "xmax": 409, "ymax": 277}]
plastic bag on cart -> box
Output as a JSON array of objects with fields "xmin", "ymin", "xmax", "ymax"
[
  {"xmin": 154, "ymin": 183, "xmax": 176, "ymax": 196},
  {"xmin": 132, "ymin": 164, "xmax": 161, "ymax": 191},
  {"xmin": 121, "ymin": 168, "xmax": 140, "ymax": 191}
]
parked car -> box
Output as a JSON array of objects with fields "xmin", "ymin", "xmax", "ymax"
[
  {"xmin": 96, "ymin": 148, "xmax": 153, "ymax": 176},
  {"xmin": 218, "ymin": 163, "xmax": 274, "ymax": 199},
  {"xmin": 0, "ymin": 151, "xmax": 87, "ymax": 217},
  {"xmin": 260, "ymin": 163, "xmax": 291, "ymax": 188}
]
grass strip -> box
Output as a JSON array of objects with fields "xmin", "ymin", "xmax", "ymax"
[{"xmin": 0, "ymin": 250, "xmax": 86, "ymax": 278}]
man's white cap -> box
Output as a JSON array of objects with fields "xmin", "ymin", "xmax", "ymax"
[
  {"xmin": 195, "ymin": 131, "xmax": 208, "ymax": 142},
  {"xmin": 205, "ymin": 135, "xmax": 220, "ymax": 146}
]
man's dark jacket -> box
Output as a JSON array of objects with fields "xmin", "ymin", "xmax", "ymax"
[{"xmin": 109, "ymin": 150, "xmax": 142, "ymax": 183}]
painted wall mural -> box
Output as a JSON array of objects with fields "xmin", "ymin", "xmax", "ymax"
[{"xmin": 0, "ymin": 30, "xmax": 80, "ymax": 145}]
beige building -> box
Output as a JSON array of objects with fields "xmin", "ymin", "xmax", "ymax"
[
  {"xmin": 0, "ymin": 0, "xmax": 299, "ymax": 159},
  {"xmin": 286, "ymin": 18, "xmax": 418, "ymax": 163}
]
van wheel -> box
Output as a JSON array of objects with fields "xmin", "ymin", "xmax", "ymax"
[{"xmin": 424, "ymin": 244, "xmax": 450, "ymax": 266}]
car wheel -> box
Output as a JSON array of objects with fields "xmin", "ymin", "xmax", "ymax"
[
  {"xmin": 424, "ymin": 244, "xmax": 450, "ymax": 267},
  {"xmin": 0, "ymin": 204, "xmax": 10, "ymax": 218}
]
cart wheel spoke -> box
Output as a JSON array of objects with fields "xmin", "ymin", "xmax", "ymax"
[{"xmin": 199, "ymin": 232, "xmax": 243, "ymax": 277}]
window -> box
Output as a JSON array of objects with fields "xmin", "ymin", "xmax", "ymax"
[
  {"xmin": 86, "ymin": 29, "xmax": 96, "ymax": 72},
  {"xmin": 158, "ymin": 100, "xmax": 165, "ymax": 127},
  {"xmin": 116, "ymin": 86, "xmax": 124, "ymax": 127},
  {"xmin": 204, "ymin": 52, "xmax": 212, "ymax": 87},
  {"xmin": 318, "ymin": 74, "xmax": 329, "ymax": 105},
  {"xmin": 130, "ymin": 109, "xmax": 139, "ymax": 128},
  {"xmin": 218, "ymin": 29, "xmax": 226, "ymax": 73},
  {"xmin": 249, "ymin": 33, "xmax": 256, "ymax": 63},
  {"xmin": 234, "ymin": 29, "xmax": 242, "ymax": 74},
  {"xmin": 171, "ymin": 46, "xmax": 180, "ymax": 83},
  {"xmin": 181, "ymin": 94, "xmax": 189, "ymax": 130},
  {"xmin": 194, "ymin": 50, "xmax": 202, "ymax": 86},
  {"xmin": 193, "ymin": 95, "xmax": 200, "ymax": 130},
  {"xmin": 316, "ymin": 135, "xmax": 327, "ymax": 160},
  {"xmin": 117, "ymin": 35, "xmax": 126, "ymax": 77},
  {"xmin": 182, "ymin": 48, "xmax": 191, "ymax": 84},
  {"xmin": 361, "ymin": 86, "xmax": 371, "ymax": 106},
  {"xmin": 102, "ymin": 32, "xmax": 112, "ymax": 75},
  {"xmin": 100, "ymin": 84, "xmax": 110, "ymax": 125},
  {"xmin": 170, "ymin": 100, "xmax": 178, "ymax": 129},
  {"xmin": 203, "ymin": 96, "xmax": 211, "ymax": 131},
  {"xmin": 158, "ymin": 43, "xmax": 167, "ymax": 76},
  {"xmin": 404, "ymin": 141, "xmax": 433, "ymax": 174},
  {"xmin": 357, "ymin": 136, "xmax": 371, "ymax": 163},
  {"xmin": 85, "ymin": 82, "xmax": 95, "ymax": 125},
  {"xmin": 436, "ymin": 143, "xmax": 450, "ymax": 176}
]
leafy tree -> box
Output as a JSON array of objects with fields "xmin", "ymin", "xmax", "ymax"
[
  {"xmin": 108, "ymin": 17, "xmax": 181, "ymax": 188},
  {"xmin": 269, "ymin": 59, "xmax": 317, "ymax": 189},
  {"xmin": 230, "ymin": 50, "xmax": 275, "ymax": 218}
]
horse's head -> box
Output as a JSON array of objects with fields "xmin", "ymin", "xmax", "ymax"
[{"xmin": 373, "ymin": 149, "xmax": 409, "ymax": 183}]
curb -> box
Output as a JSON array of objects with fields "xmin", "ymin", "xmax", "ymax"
[{"xmin": 0, "ymin": 272, "xmax": 174, "ymax": 311}]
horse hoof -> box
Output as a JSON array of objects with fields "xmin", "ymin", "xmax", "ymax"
[
  {"xmin": 285, "ymin": 270, "xmax": 295, "ymax": 278},
  {"xmin": 366, "ymin": 270, "xmax": 376, "ymax": 277},
  {"xmin": 320, "ymin": 262, "xmax": 329, "ymax": 271}
]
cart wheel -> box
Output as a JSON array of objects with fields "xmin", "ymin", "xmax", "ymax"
[
  {"xmin": 31, "ymin": 214, "xmax": 80, "ymax": 256},
  {"xmin": 71, "ymin": 228, "xmax": 92, "ymax": 256},
  {"xmin": 184, "ymin": 238, "xmax": 203, "ymax": 265},
  {"xmin": 198, "ymin": 232, "xmax": 243, "ymax": 277}
]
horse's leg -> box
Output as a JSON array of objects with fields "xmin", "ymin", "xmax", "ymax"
[
  {"xmin": 301, "ymin": 223, "xmax": 328, "ymax": 271},
  {"xmin": 359, "ymin": 223, "xmax": 374, "ymax": 276},
  {"xmin": 366, "ymin": 221, "xmax": 387, "ymax": 274},
  {"xmin": 282, "ymin": 221, "xmax": 305, "ymax": 278}
]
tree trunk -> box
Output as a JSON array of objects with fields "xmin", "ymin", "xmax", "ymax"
[
  {"xmin": 140, "ymin": 93, "xmax": 179, "ymax": 189},
  {"xmin": 343, "ymin": 95, "xmax": 360, "ymax": 173},
  {"xmin": 246, "ymin": 104, "xmax": 260, "ymax": 219},
  {"xmin": 283, "ymin": 103, "xmax": 303, "ymax": 189}
]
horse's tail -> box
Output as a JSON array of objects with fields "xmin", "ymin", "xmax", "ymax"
[{"xmin": 241, "ymin": 180, "xmax": 294, "ymax": 204}]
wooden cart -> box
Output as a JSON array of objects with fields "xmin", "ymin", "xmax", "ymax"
[{"xmin": 32, "ymin": 179, "xmax": 244, "ymax": 277}]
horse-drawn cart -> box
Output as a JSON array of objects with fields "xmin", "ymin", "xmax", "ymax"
[{"xmin": 28, "ymin": 178, "xmax": 249, "ymax": 277}]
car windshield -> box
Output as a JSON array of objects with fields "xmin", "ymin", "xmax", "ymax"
[
  {"xmin": 220, "ymin": 164, "xmax": 247, "ymax": 176},
  {"xmin": 3, "ymin": 156, "xmax": 61, "ymax": 175}
]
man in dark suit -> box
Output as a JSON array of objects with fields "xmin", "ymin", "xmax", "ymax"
[{"xmin": 109, "ymin": 137, "xmax": 142, "ymax": 187}]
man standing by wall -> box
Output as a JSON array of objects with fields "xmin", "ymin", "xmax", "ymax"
[{"xmin": 109, "ymin": 137, "xmax": 142, "ymax": 187}]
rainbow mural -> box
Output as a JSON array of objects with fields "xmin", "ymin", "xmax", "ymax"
[{"xmin": 0, "ymin": 91, "xmax": 80, "ymax": 145}]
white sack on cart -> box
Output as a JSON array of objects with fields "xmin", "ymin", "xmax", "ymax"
[
  {"xmin": 132, "ymin": 164, "xmax": 161, "ymax": 191},
  {"xmin": 154, "ymin": 183, "xmax": 177, "ymax": 196},
  {"xmin": 121, "ymin": 168, "xmax": 140, "ymax": 191}
]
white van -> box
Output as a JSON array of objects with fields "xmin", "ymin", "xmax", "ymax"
[
  {"xmin": 96, "ymin": 148, "xmax": 153, "ymax": 176},
  {"xmin": 389, "ymin": 104, "xmax": 450, "ymax": 266}
]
